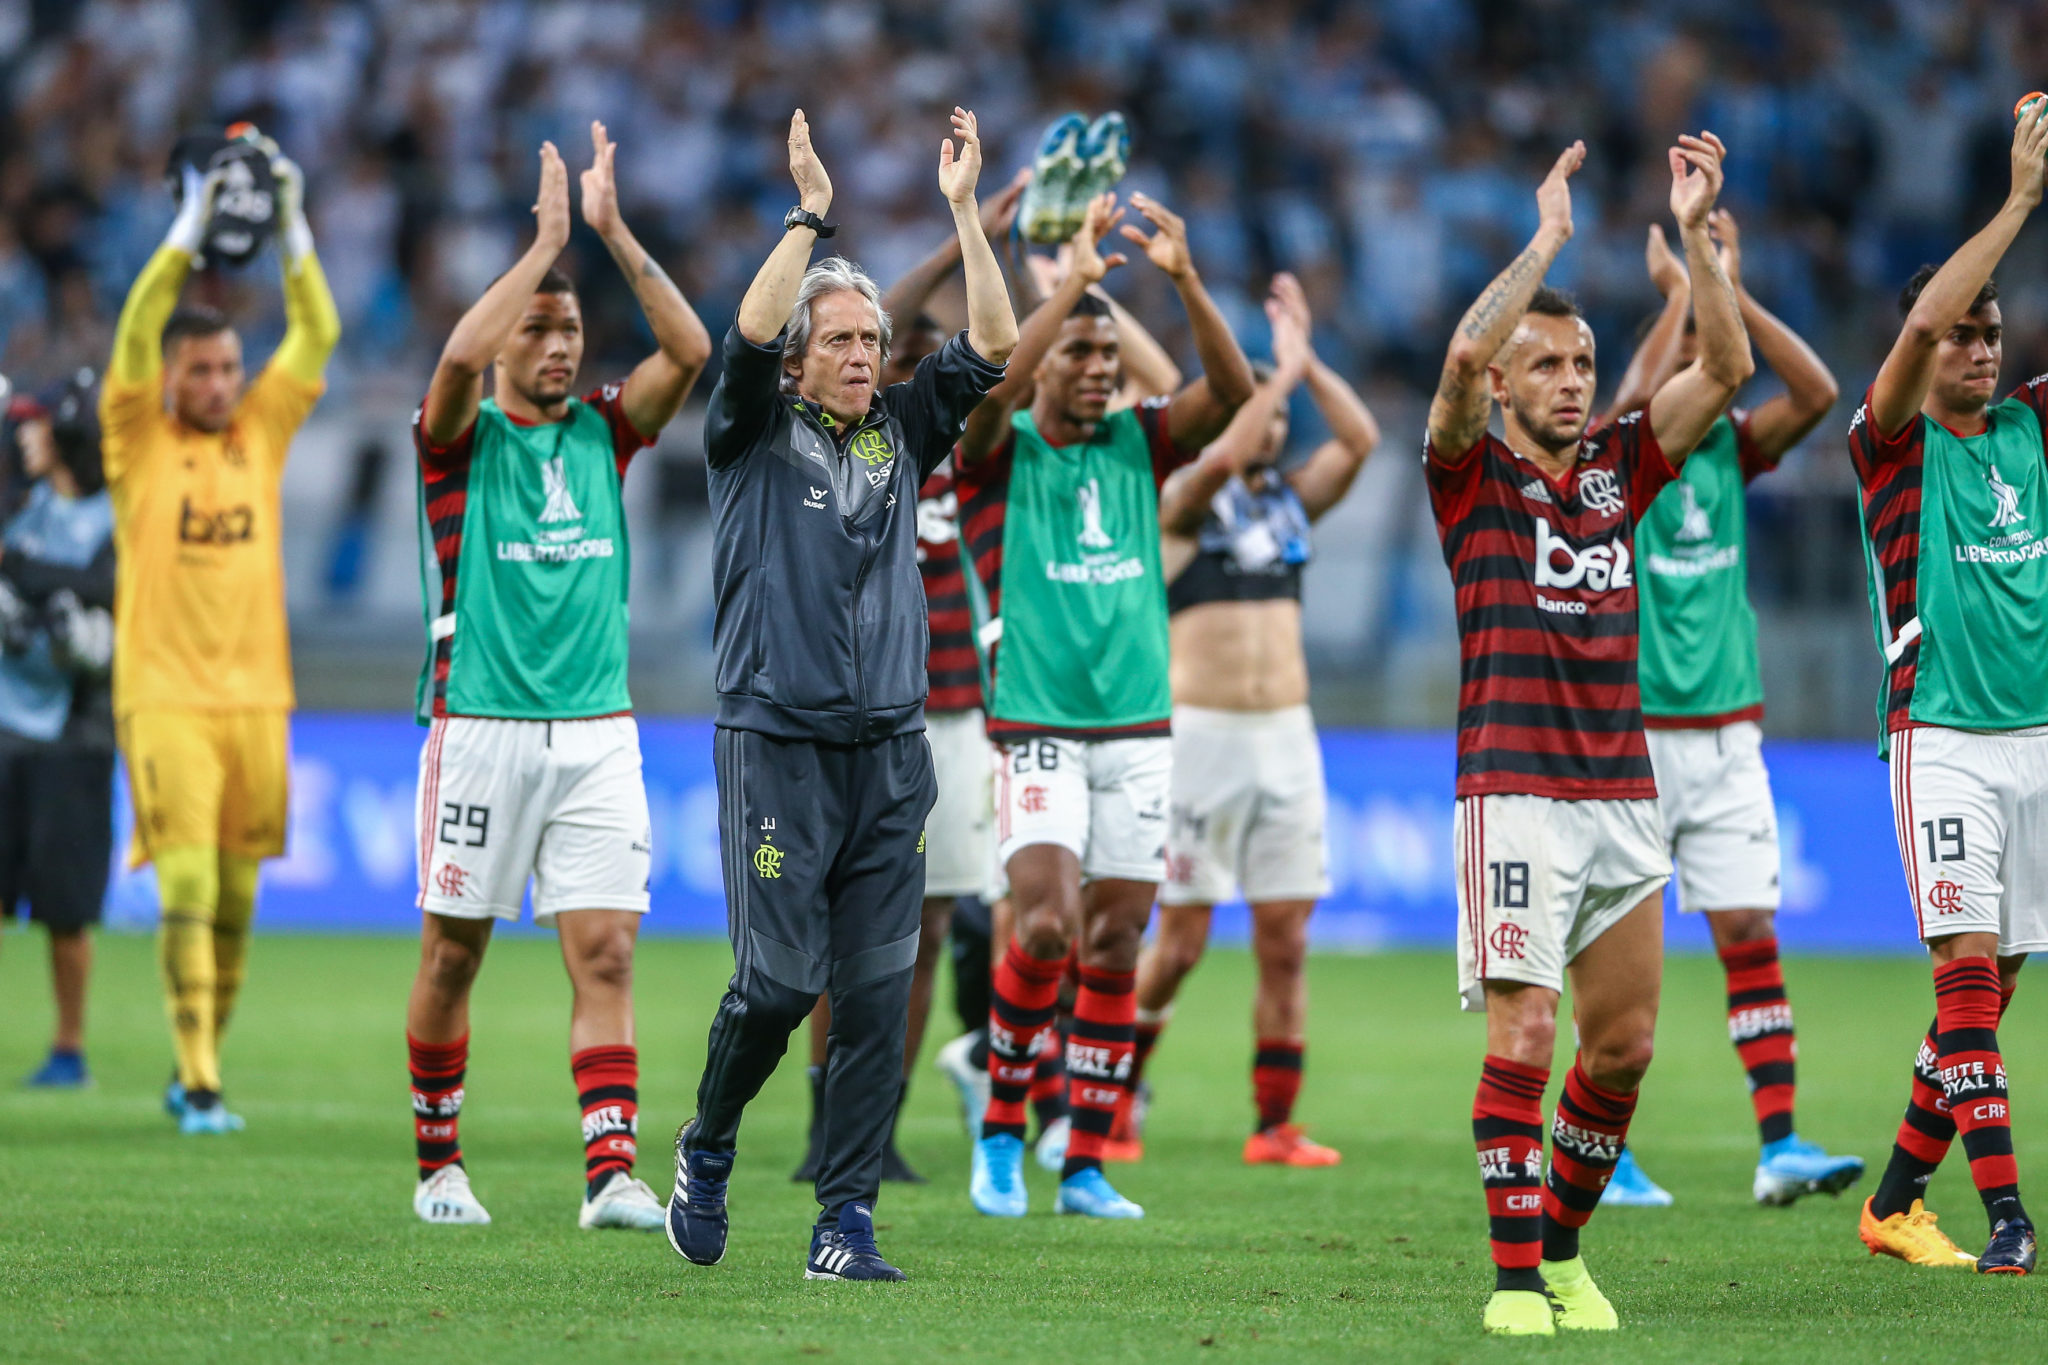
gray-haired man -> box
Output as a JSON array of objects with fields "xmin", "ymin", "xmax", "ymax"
[{"xmin": 668, "ymin": 107, "xmax": 1018, "ymax": 1282}]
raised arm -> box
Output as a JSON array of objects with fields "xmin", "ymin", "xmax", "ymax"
[
  {"xmin": 1428, "ymin": 141, "xmax": 1583, "ymax": 463},
  {"xmin": 580, "ymin": 121, "xmax": 711, "ymax": 436},
  {"xmin": 420, "ymin": 143, "xmax": 571, "ymax": 445},
  {"xmin": 1601, "ymin": 224, "xmax": 1691, "ymax": 423},
  {"xmin": 879, "ymin": 168, "xmax": 1027, "ymax": 325},
  {"xmin": 1160, "ymin": 277, "xmax": 1308, "ymax": 535},
  {"xmin": 264, "ymin": 148, "xmax": 340, "ymax": 387},
  {"xmin": 1869, "ymin": 104, "xmax": 2048, "ymax": 436},
  {"xmin": 940, "ymin": 108, "xmax": 1019, "ymax": 366},
  {"xmin": 1120, "ymin": 193, "xmax": 1254, "ymax": 450},
  {"xmin": 1289, "ymin": 289, "xmax": 1379, "ymax": 518},
  {"xmin": 108, "ymin": 164, "xmax": 222, "ymax": 389},
  {"xmin": 958, "ymin": 194, "xmax": 1126, "ymax": 465},
  {"xmin": 737, "ymin": 110, "xmax": 833, "ymax": 346},
  {"xmin": 1647, "ymin": 133, "xmax": 1754, "ymax": 464},
  {"xmin": 1707, "ymin": 208, "xmax": 1837, "ymax": 464}
]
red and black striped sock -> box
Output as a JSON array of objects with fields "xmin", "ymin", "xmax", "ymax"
[
  {"xmin": 1029, "ymin": 1025, "xmax": 1068, "ymax": 1131},
  {"xmin": 1063, "ymin": 966, "xmax": 1136, "ymax": 1179},
  {"xmin": 1540, "ymin": 1057, "xmax": 1637, "ymax": 1263},
  {"xmin": 1933, "ymin": 958, "xmax": 2026, "ymax": 1227},
  {"xmin": 1474, "ymin": 1055, "xmax": 1548, "ymax": 1290},
  {"xmin": 409, "ymin": 1032, "xmax": 467, "ymax": 1180},
  {"xmin": 1253, "ymin": 1038, "xmax": 1304, "ymax": 1133},
  {"xmin": 1131, "ymin": 1006, "xmax": 1169, "ymax": 1088},
  {"xmin": 572, "ymin": 1044, "xmax": 639, "ymax": 1196},
  {"xmin": 1872, "ymin": 980, "xmax": 2018, "ymax": 1219},
  {"xmin": 1719, "ymin": 936, "xmax": 1796, "ymax": 1143},
  {"xmin": 1872, "ymin": 1017, "xmax": 1953, "ymax": 1218},
  {"xmin": 983, "ymin": 942, "xmax": 1067, "ymax": 1142}
]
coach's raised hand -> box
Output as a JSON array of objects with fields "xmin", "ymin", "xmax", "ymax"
[
  {"xmin": 943, "ymin": 107, "xmax": 1019, "ymax": 366},
  {"xmin": 791, "ymin": 108, "xmax": 832, "ymax": 216}
]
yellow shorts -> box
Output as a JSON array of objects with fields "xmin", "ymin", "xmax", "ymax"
[{"xmin": 119, "ymin": 709, "xmax": 291, "ymax": 868}]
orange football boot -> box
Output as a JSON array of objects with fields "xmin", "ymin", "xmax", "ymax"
[
  {"xmin": 1858, "ymin": 1196, "xmax": 1977, "ymax": 1267},
  {"xmin": 1100, "ymin": 1093, "xmax": 1144, "ymax": 1162},
  {"xmin": 1244, "ymin": 1123, "xmax": 1341, "ymax": 1167}
]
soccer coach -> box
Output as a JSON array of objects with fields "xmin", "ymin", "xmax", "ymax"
[{"xmin": 669, "ymin": 107, "xmax": 1017, "ymax": 1283}]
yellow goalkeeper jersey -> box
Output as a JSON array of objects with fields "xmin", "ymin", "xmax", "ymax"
[{"xmin": 100, "ymin": 243, "xmax": 338, "ymax": 715}]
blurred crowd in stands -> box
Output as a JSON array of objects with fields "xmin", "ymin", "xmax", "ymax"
[{"xmin": 4, "ymin": 0, "xmax": 2044, "ymax": 727}]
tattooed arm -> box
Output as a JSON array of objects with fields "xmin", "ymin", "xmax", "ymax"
[
  {"xmin": 583, "ymin": 121, "xmax": 713, "ymax": 435},
  {"xmin": 1426, "ymin": 142, "xmax": 1584, "ymax": 465}
]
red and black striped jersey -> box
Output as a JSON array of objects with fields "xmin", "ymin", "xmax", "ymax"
[
  {"xmin": 1425, "ymin": 414, "xmax": 1676, "ymax": 800},
  {"xmin": 916, "ymin": 464, "xmax": 982, "ymax": 713},
  {"xmin": 1847, "ymin": 379, "xmax": 2048, "ymax": 737}
]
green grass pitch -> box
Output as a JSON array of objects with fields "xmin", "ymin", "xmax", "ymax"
[{"xmin": 1, "ymin": 933, "xmax": 2043, "ymax": 1363}]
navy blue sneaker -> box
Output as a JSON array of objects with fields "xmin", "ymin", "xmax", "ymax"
[
  {"xmin": 1978, "ymin": 1217, "xmax": 2038, "ymax": 1275},
  {"xmin": 25, "ymin": 1049, "xmax": 88, "ymax": 1088},
  {"xmin": 806, "ymin": 1202, "xmax": 906, "ymax": 1282},
  {"xmin": 665, "ymin": 1121, "xmax": 732, "ymax": 1267}
]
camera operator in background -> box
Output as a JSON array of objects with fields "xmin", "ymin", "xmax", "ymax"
[{"xmin": 0, "ymin": 370, "xmax": 116, "ymax": 1088}]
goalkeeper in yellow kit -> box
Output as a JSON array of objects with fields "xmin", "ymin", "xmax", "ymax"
[{"xmin": 100, "ymin": 139, "xmax": 339, "ymax": 1134}]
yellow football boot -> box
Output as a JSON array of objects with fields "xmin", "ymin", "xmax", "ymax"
[
  {"xmin": 1859, "ymin": 1197, "xmax": 1977, "ymax": 1267},
  {"xmin": 1542, "ymin": 1255, "xmax": 1618, "ymax": 1330},
  {"xmin": 1482, "ymin": 1288, "xmax": 1556, "ymax": 1336}
]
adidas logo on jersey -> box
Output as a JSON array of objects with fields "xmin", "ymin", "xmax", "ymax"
[
  {"xmin": 1518, "ymin": 479, "xmax": 1553, "ymax": 504},
  {"xmin": 1534, "ymin": 517, "xmax": 1633, "ymax": 593}
]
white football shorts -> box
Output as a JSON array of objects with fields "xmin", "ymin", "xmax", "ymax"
[
  {"xmin": 416, "ymin": 715, "xmax": 652, "ymax": 926},
  {"xmin": 995, "ymin": 735, "xmax": 1171, "ymax": 884},
  {"xmin": 1160, "ymin": 703, "xmax": 1330, "ymax": 905},
  {"xmin": 1454, "ymin": 793, "xmax": 1670, "ymax": 1011},
  {"xmin": 925, "ymin": 707, "xmax": 997, "ymax": 899},
  {"xmin": 1645, "ymin": 720, "xmax": 1782, "ymax": 913},
  {"xmin": 1888, "ymin": 724, "xmax": 2048, "ymax": 954}
]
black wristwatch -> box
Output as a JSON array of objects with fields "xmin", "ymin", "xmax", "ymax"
[{"xmin": 784, "ymin": 206, "xmax": 836, "ymax": 239}]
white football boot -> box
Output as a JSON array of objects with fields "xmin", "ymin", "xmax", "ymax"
[
  {"xmin": 414, "ymin": 1165, "xmax": 491, "ymax": 1225},
  {"xmin": 579, "ymin": 1169, "xmax": 666, "ymax": 1230}
]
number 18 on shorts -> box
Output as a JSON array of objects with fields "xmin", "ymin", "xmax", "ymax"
[{"xmin": 1453, "ymin": 793, "xmax": 1670, "ymax": 1012}]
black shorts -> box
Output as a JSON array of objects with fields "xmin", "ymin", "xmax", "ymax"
[{"xmin": 0, "ymin": 743, "xmax": 115, "ymax": 931}]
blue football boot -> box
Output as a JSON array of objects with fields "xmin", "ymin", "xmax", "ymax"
[
  {"xmin": 1019, "ymin": 113, "xmax": 1088, "ymax": 244},
  {"xmin": 1599, "ymin": 1147, "xmax": 1674, "ymax": 1208},
  {"xmin": 164, "ymin": 1072, "xmax": 187, "ymax": 1119},
  {"xmin": 1753, "ymin": 1134, "xmax": 1865, "ymax": 1206},
  {"xmin": 805, "ymin": 1202, "xmax": 907, "ymax": 1282},
  {"xmin": 179, "ymin": 1094, "xmax": 245, "ymax": 1135},
  {"xmin": 970, "ymin": 1133, "xmax": 1027, "ymax": 1218},
  {"xmin": 25, "ymin": 1049, "xmax": 88, "ymax": 1088},
  {"xmin": 1977, "ymin": 1216, "xmax": 2037, "ymax": 1275},
  {"xmin": 666, "ymin": 1121, "xmax": 732, "ymax": 1266},
  {"xmin": 1054, "ymin": 1166, "xmax": 1144, "ymax": 1219},
  {"xmin": 1067, "ymin": 112, "xmax": 1130, "ymax": 236}
]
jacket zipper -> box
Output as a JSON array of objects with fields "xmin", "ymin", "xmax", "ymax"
[{"xmin": 798, "ymin": 404, "xmax": 890, "ymax": 735}]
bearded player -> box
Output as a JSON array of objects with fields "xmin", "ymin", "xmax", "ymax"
[
  {"xmin": 1122, "ymin": 272, "xmax": 1378, "ymax": 1167},
  {"xmin": 959, "ymin": 192, "xmax": 1255, "ymax": 1220},
  {"xmin": 404, "ymin": 126, "xmax": 711, "ymax": 1228},
  {"xmin": 101, "ymin": 136, "xmax": 339, "ymax": 1134},
  {"xmin": 1849, "ymin": 99, "xmax": 2048, "ymax": 1277},
  {"xmin": 1427, "ymin": 134, "xmax": 1751, "ymax": 1335},
  {"xmin": 1591, "ymin": 209, "xmax": 1862, "ymax": 1209}
]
